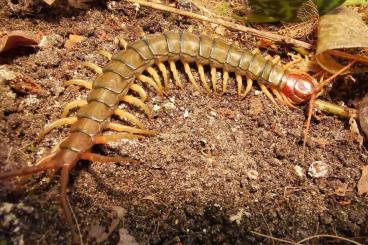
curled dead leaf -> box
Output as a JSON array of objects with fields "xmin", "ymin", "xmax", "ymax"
[
  {"xmin": 87, "ymin": 206, "xmax": 127, "ymax": 243},
  {"xmin": 316, "ymin": 7, "xmax": 368, "ymax": 74},
  {"xmin": 357, "ymin": 165, "xmax": 368, "ymax": 196},
  {"xmin": 0, "ymin": 31, "xmax": 41, "ymax": 54}
]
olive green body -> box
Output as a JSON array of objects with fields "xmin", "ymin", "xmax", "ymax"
[{"xmin": 60, "ymin": 31, "xmax": 288, "ymax": 154}]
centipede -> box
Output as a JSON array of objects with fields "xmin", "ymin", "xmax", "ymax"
[{"xmin": 0, "ymin": 31, "xmax": 316, "ymax": 238}]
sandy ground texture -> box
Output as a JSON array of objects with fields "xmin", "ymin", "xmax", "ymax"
[{"xmin": 0, "ymin": 1, "xmax": 368, "ymax": 244}]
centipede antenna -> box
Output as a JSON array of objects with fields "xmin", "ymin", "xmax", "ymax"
[{"xmin": 316, "ymin": 60, "xmax": 356, "ymax": 92}]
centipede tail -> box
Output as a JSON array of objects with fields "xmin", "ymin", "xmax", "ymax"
[{"xmin": 0, "ymin": 31, "xmax": 316, "ymax": 239}]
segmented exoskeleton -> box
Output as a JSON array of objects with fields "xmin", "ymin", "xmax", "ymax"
[{"xmin": 0, "ymin": 31, "xmax": 315, "ymax": 238}]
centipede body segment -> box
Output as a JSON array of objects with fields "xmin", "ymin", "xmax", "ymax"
[{"xmin": 0, "ymin": 31, "xmax": 316, "ymax": 238}]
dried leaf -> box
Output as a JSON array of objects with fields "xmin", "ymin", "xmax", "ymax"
[
  {"xmin": 118, "ymin": 228, "xmax": 139, "ymax": 245},
  {"xmin": 316, "ymin": 7, "xmax": 368, "ymax": 73},
  {"xmin": 358, "ymin": 94, "xmax": 368, "ymax": 138},
  {"xmin": 64, "ymin": 34, "xmax": 86, "ymax": 51},
  {"xmin": 357, "ymin": 165, "xmax": 368, "ymax": 196},
  {"xmin": 0, "ymin": 31, "xmax": 41, "ymax": 54},
  {"xmin": 87, "ymin": 206, "xmax": 126, "ymax": 243}
]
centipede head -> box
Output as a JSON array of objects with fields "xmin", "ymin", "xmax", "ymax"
[{"xmin": 281, "ymin": 73, "xmax": 316, "ymax": 104}]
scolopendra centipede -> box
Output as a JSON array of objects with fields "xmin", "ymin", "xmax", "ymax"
[{"xmin": 0, "ymin": 31, "xmax": 316, "ymax": 239}]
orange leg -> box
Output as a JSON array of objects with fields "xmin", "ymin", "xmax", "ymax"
[
  {"xmin": 241, "ymin": 77, "xmax": 253, "ymax": 99},
  {"xmin": 157, "ymin": 62, "xmax": 169, "ymax": 92},
  {"xmin": 59, "ymin": 165, "xmax": 77, "ymax": 240}
]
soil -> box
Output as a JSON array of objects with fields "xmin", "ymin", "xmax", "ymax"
[{"xmin": 0, "ymin": 1, "xmax": 367, "ymax": 244}]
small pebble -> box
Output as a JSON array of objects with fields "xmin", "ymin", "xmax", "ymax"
[
  {"xmin": 308, "ymin": 161, "xmax": 329, "ymax": 178},
  {"xmin": 294, "ymin": 165, "xmax": 305, "ymax": 177}
]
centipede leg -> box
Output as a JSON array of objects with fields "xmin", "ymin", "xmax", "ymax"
[
  {"xmin": 221, "ymin": 71, "xmax": 229, "ymax": 95},
  {"xmin": 121, "ymin": 95, "xmax": 152, "ymax": 119},
  {"xmin": 270, "ymin": 87, "xmax": 295, "ymax": 108},
  {"xmin": 146, "ymin": 67, "xmax": 164, "ymax": 94},
  {"xmin": 257, "ymin": 81, "xmax": 278, "ymax": 107},
  {"xmin": 80, "ymin": 152, "xmax": 137, "ymax": 164},
  {"xmin": 241, "ymin": 77, "xmax": 253, "ymax": 99},
  {"xmin": 235, "ymin": 74, "xmax": 243, "ymax": 97},
  {"xmin": 98, "ymin": 50, "xmax": 112, "ymax": 60},
  {"xmin": 114, "ymin": 109, "xmax": 146, "ymax": 129},
  {"xmin": 182, "ymin": 61, "xmax": 201, "ymax": 92},
  {"xmin": 210, "ymin": 66, "xmax": 218, "ymax": 93},
  {"xmin": 81, "ymin": 61, "xmax": 102, "ymax": 74},
  {"xmin": 196, "ymin": 63, "xmax": 211, "ymax": 93},
  {"xmin": 63, "ymin": 79, "xmax": 93, "ymax": 90},
  {"xmin": 137, "ymin": 74, "xmax": 162, "ymax": 95},
  {"xmin": 130, "ymin": 84, "xmax": 147, "ymax": 102},
  {"xmin": 157, "ymin": 62, "xmax": 169, "ymax": 92},
  {"xmin": 106, "ymin": 122, "xmax": 157, "ymax": 135},
  {"xmin": 94, "ymin": 133, "xmax": 144, "ymax": 144},
  {"xmin": 62, "ymin": 100, "xmax": 88, "ymax": 118},
  {"xmin": 169, "ymin": 61, "xmax": 183, "ymax": 89},
  {"xmin": 36, "ymin": 117, "xmax": 78, "ymax": 142}
]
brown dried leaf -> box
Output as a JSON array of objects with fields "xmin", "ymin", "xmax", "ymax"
[
  {"xmin": 7, "ymin": 75, "xmax": 44, "ymax": 95},
  {"xmin": 87, "ymin": 206, "xmax": 126, "ymax": 243},
  {"xmin": 64, "ymin": 34, "xmax": 86, "ymax": 51},
  {"xmin": 0, "ymin": 31, "xmax": 41, "ymax": 54},
  {"xmin": 316, "ymin": 7, "xmax": 368, "ymax": 73},
  {"xmin": 357, "ymin": 165, "xmax": 368, "ymax": 196}
]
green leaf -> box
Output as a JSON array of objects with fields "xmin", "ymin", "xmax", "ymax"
[{"xmin": 248, "ymin": 0, "xmax": 346, "ymax": 22}]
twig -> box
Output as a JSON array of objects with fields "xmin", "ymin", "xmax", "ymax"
[
  {"xmin": 251, "ymin": 231, "xmax": 363, "ymax": 245},
  {"xmin": 125, "ymin": 0, "xmax": 313, "ymax": 50},
  {"xmin": 250, "ymin": 231, "xmax": 296, "ymax": 244},
  {"xmin": 297, "ymin": 234, "xmax": 363, "ymax": 245}
]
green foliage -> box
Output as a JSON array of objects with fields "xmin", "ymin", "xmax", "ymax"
[{"xmin": 248, "ymin": 0, "xmax": 346, "ymax": 22}]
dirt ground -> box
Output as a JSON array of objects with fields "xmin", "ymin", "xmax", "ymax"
[{"xmin": 0, "ymin": 1, "xmax": 367, "ymax": 244}]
